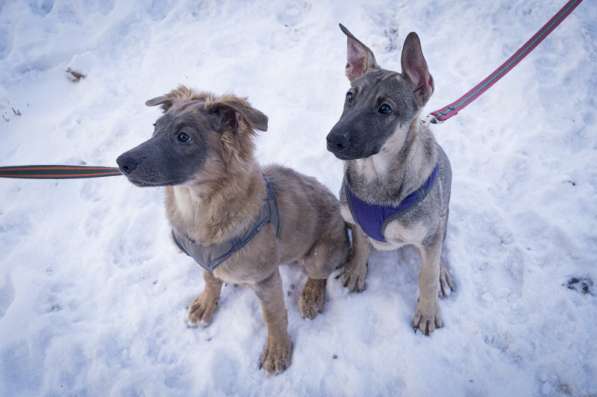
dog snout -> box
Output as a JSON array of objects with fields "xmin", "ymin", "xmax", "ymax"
[
  {"xmin": 327, "ymin": 132, "xmax": 350, "ymax": 154},
  {"xmin": 116, "ymin": 154, "xmax": 139, "ymax": 175}
]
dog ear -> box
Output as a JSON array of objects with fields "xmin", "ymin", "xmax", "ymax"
[
  {"xmin": 145, "ymin": 95, "xmax": 174, "ymax": 112},
  {"xmin": 401, "ymin": 32, "xmax": 434, "ymax": 106},
  {"xmin": 339, "ymin": 23, "xmax": 379, "ymax": 82},
  {"xmin": 208, "ymin": 97, "xmax": 268, "ymax": 133},
  {"xmin": 146, "ymin": 86, "xmax": 206, "ymax": 113}
]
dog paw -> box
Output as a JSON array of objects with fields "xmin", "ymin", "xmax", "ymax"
[
  {"xmin": 412, "ymin": 300, "xmax": 443, "ymax": 336},
  {"xmin": 439, "ymin": 266, "xmax": 456, "ymax": 298},
  {"xmin": 337, "ymin": 261, "xmax": 368, "ymax": 293},
  {"xmin": 258, "ymin": 335, "xmax": 293, "ymax": 375},
  {"xmin": 187, "ymin": 291, "xmax": 219, "ymax": 327},
  {"xmin": 299, "ymin": 278, "xmax": 326, "ymax": 319}
]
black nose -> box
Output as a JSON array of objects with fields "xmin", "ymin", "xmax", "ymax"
[
  {"xmin": 116, "ymin": 154, "xmax": 138, "ymax": 175},
  {"xmin": 327, "ymin": 133, "xmax": 349, "ymax": 153}
]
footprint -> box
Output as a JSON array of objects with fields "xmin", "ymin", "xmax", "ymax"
[
  {"xmin": 382, "ymin": 21, "xmax": 400, "ymax": 53},
  {"xmin": 537, "ymin": 373, "xmax": 577, "ymax": 397},
  {"xmin": 0, "ymin": 212, "xmax": 31, "ymax": 260},
  {"xmin": 80, "ymin": 179, "xmax": 102, "ymax": 202},
  {"xmin": 109, "ymin": 215, "xmax": 155, "ymax": 268},
  {"xmin": 0, "ymin": 29, "xmax": 12, "ymax": 60},
  {"xmin": 367, "ymin": 7, "xmax": 400, "ymax": 55},
  {"xmin": 0, "ymin": 341, "xmax": 43, "ymax": 394},
  {"xmin": 164, "ymin": 365, "xmax": 191, "ymax": 390},
  {"xmin": 0, "ymin": 275, "xmax": 15, "ymax": 320},
  {"xmin": 482, "ymin": 332, "xmax": 523, "ymax": 364},
  {"xmin": 80, "ymin": 0, "xmax": 114, "ymax": 15},
  {"xmin": 28, "ymin": 0, "xmax": 54, "ymax": 16},
  {"xmin": 210, "ymin": 351, "xmax": 240, "ymax": 394},
  {"xmin": 275, "ymin": 1, "xmax": 311, "ymax": 28},
  {"xmin": 146, "ymin": 0, "xmax": 175, "ymax": 21},
  {"xmin": 564, "ymin": 276, "xmax": 594, "ymax": 296}
]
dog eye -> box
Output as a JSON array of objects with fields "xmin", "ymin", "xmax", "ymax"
[
  {"xmin": 378, "ymin": 103, "xmax": 392, "ymax": 115},
  {"xmin": 346, "ymin": 91, "xmax": 353, "ymax": 104},
  {"xmin": 177, "ymin": 132, "xmax": 191, "ymax": 143}
]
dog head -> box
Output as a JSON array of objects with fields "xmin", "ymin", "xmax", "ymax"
[
  {"xmin": 117, "ymin": 86, "xmax": 268, "ymax": 187},
  {"xmin": 326, "ymin": 24, "xmax": 433, "ymax": 160}
]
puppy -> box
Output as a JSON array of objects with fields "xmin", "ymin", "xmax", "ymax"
[
  {"xmin": 326, "ymin": 25, "xmax": 455, "ymax": 335},
  {"xmin": 117, "ymin": 86, "xmax": 349, "ymax": 373}
]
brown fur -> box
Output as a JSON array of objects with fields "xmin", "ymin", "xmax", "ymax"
[{"xmin": 158, "ymin": 87, "xmax": 349, "ymax": 374}]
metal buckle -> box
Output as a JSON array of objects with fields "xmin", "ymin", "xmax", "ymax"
[{"xmin": 421, "ymin": 114, "xmax": 441, "ymax": 126}]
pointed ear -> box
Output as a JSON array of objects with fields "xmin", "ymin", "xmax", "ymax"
[
  {"xmin": 145, "ymin": 95, "xmax": 174, "ymax": 112},
  {"xmin": 401, "ymin": 32, "xmax": 434, "ymax": 106},
  {"xmin": 339, "ymin": 23, "xmax": 379, "ymax": 82},
  {"xmin": 208, "ymin": 97, "xmax": 268, "ymax": 133}
]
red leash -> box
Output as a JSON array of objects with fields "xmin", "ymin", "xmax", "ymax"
[{"xmin": 428, "ymin": 0, "xmax": 583, "ymax": 124}]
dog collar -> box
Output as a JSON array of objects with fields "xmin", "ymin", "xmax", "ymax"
[
  {"xmin": 171, "ymin": 179, "xmax": 280, "ymax": 272},
  {"xmin": 344, "ymin": 164, "xmax": 439, "ymax": 242}
]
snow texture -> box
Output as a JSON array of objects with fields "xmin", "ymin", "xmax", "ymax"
[{"xmin": 1, "ymin": 0, "xmax": 596, "ymax": 396}]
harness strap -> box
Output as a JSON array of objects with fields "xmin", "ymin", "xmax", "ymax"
[
  {"xmin": 345, "ymin": 165, "xmax": 439, "ymax": 242},
  {"xmin": 172, "ymin": 178, "xmax": 280, "ymax": 272}
]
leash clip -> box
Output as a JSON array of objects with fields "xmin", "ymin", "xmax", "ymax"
[{"xmin": 421, "ymin": 114, "xmax": 441, "ymax": 126}]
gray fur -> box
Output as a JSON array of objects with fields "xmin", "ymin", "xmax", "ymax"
[
  {"xmin": 117, "ymin": 108, "xmax": 215, "ymax": 186},
  {"xmin": 327, "ymin": 70, "xmax": 419, "ymax": 160},
  {"xmin": 329, "ymin": 24, "xmax": 455, "ymax": 335},
  {"xmin": 117, "ymin": 93, "xmax": 268, "ymax": 187}
]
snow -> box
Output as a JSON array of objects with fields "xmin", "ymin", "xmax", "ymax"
[{"xmin": 1, "ymin": 0, "xmax": 596, "ymax": 395}]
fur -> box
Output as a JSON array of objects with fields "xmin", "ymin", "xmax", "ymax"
[
  {"xmin": 117, "ymin": 87, "xmax": 350, "ymax": 374},
  {"xmin": 327, "ymin": 25, "xmax": 456, "ymax": 335}
]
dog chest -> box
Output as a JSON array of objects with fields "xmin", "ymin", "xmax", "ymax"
[{"xmin": 343, "ymin": 164, "xmax": 440, "ymax": 243}]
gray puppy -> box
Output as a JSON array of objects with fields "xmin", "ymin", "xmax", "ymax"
[{"xmin": 327, "ymin": 25, "xmax": 455, "ymax": 335}]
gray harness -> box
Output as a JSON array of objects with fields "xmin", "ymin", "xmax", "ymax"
[{"xmin": 172, "ymin": 180, "xmax": 280, "ymax": 272}]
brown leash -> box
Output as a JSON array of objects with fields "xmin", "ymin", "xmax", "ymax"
[{"xmin": 0, "ymin": 165, "xmax": 122, "ymax": 179}]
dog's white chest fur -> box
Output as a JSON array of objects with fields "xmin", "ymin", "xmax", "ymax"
[
  {"xmin": 373, "ymin": 220, "xmax": 427, "ymax": 250},
  {"xmin": 173, "ymin": 187, "xmax": 196, "ymax": 221}
]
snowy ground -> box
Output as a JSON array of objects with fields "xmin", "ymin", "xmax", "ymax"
[{"xmin": 1, "ymin": 0, "xmax": 596, "ymax": 396}]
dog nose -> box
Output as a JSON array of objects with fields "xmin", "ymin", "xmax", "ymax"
[
  {"xmin": 116, "ymin": 154, "xmax": 138, "ymax": 175},
  {"xmin": 327, "ymin": 133, "xmax": 349, "ymax": 153}
]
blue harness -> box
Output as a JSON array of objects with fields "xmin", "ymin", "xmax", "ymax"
[
  {"xmin": 172, "ymin": 180, "xmax": 280, "ymax": 272},
  {"xmin": 344, "ymin": 165, "xmax": 439, "ymax": 242}
]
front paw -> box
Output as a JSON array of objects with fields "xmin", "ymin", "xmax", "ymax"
[
  {"xmin": 337, "ymin": 261, "xmax": 368, "ymax": 293},
  {"xmin": 187, "ymin": 290, "xmax": 219, "ymax": 327},
  {"xmin": 412, "ymin": 300, "xmax": 444, "ymax": 336},
  {"xmin": 299, "ymin": 278, "xmax": 327, "ymax": 319},
  {"xmin": 259, "ymin": 334, "xmax": 293, "ymax": 375}
]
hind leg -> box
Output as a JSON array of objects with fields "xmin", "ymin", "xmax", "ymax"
[
  {"xmin": 439, "ymin": 257, "xmax": 455, "ymax": 299},
  {"xmin": 338, "ymin": 223, "xmax": 369, "ymax": 292},
  {"xmin": 438, "ymin": 217, "xmax": 455, "ymax": 299},
  {"xmin": 299, "ymin": 235, "xmax": 348, "ymax": 319},
  {"xmin": 299, "ymin": 278, "xmax": 327, "ymax": 319}
]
